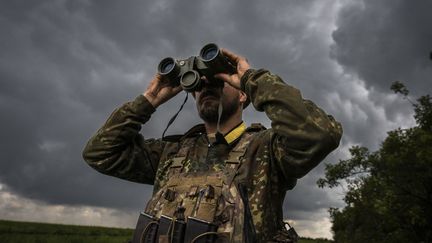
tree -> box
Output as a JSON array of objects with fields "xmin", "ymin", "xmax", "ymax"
[{"xmin": 317, "ymin": 83, "xmax": 432, "ymax": 243}]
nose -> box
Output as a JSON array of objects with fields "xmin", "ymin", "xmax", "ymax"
[{"xmin": 201, "ymin": 76, "xmax": 224, "ymax": 89}]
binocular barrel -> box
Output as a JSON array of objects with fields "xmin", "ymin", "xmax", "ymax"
[
  {"xmin": 199, "ymin": 43, "xmax": 236, "ymax": 74},
  {"xmin": 157, "ymin": 43, "xmax": 234, "ymax": 92},
  {"xmin": 200, "ymin": 43, "xmax": 220, "ymax": 62},
  {"xmin": 180, "ymin": 70, "xmax": 201, "ymax": 92},
  {"xmin": 158, "ymin": 57, "xmax": 180, "ymax": 81}
]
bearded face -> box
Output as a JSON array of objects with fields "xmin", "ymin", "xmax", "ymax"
[{"xmin": 195, "ymin": 82, "xmax": 241, "ymax": 125}]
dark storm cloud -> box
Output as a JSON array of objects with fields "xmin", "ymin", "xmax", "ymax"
[
  {"xmin": 0, "ymin": 0, "xmax": 158, "ymax": 209},
  {"xmin": 331, "ymin": 0, "xmax": 432, "ymax": 96},
  {"xmin": 0, "ymin": 0, "xmax": 344, "ymax": 218}
]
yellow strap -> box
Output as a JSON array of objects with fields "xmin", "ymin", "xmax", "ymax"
[{"xmin": 224, "ymin": 122, "xmax": 247, "ymax": 144}]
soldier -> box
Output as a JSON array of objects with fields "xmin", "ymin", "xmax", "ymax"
[{"xmin": 82, "ymin": 47, "xmax": 342, "ymax": 242}]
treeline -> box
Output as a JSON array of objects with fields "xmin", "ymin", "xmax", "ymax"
[{"xmin": 318, "ymin": 83, "xmax": 432, "ymax": 243}]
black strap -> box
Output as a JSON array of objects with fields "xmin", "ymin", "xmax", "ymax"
[
  {"xmin": 215, "ymin": 86, "xmax": 226, "ymax": 144},
  {"xmin": 162, "ymin": 92, "xmax": 189, "ymax": 139},
  {"xmin": 238, "ymin": 183, "xmax": 257, "ymax": 243}
]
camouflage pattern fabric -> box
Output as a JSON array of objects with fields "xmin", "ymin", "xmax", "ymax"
[
  {"xmin": 83, "ymin": 69, "xmax": 343, "ymax": 242},
  {"xmin": 144, "ymin": 131, "xmax": 254, "ymax": 242}
]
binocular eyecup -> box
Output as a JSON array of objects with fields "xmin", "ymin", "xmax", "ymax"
[
  {"xmin": 200, "ymin": 43, "xmax": 219, "ymax": 62},
  {"xmin": 180, "ymin": 70, "xmax": 201, "ymax": 92},
  {"xmin": 158, "ymin": 57, "xmax": 180, "ymax": 81},
  {"xmin": 157, "ymin": 43, "xmax": 235, "ymax": 92}
]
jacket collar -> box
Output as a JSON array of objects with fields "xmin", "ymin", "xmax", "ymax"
[{"xmin": 169, "ymin": 121, "xmax": 246, "ymax": 145}]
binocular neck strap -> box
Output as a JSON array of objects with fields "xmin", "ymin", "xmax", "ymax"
[
  {"xmin": 162, "ymin": 92, "xmax": 189, "ymax": 139},
  {"xmin": 161, "ymin": 88, "xmax": 226, "ymax": 144},
  {"xmin": 215, "ymin": 88, "xmax": 227, "ymax": 144},
  {"xmin": 217, "ymin": 93, "xmax": 223, "ymax": 134}
]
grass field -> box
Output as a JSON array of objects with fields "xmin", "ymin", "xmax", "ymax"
[
  {"xmin": 0, "ymin": 219, "xmax": 133, "ymax": 243},
  {"xmin": 0, "ymin": 219, "xmax": 332, "ymax": 243}
]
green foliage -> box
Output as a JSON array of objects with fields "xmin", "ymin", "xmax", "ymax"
[
  {"xmin": 318, "ymin": 83, "xmax": 432, "ymax": 243},
  {"xmin": 0, "ymin": 219, "xmax": 134, "ymax": 243},
  {"xmin": 414, "ymin": 95, "xmax": 432, "ymax": 130},
  {"xmin": 390, "ymin": 81, "xmax": 409, "ymax": 97},
  {"xmin": 0, "ymin": 219, "xmax": 331, "ymax": 243}
]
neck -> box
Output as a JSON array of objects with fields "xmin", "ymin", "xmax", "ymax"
[{"xmin": 204, "ymin": 111, "xmax": 242, "ymax": 135}]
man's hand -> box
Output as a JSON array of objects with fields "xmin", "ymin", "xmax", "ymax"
[
  {"xmin": 143, "ymin": 74, "xmax": 183, "ymax": 108},
  {"xmin": 214, "ymin": 48, "xmax": 251, "ymax": 89}
]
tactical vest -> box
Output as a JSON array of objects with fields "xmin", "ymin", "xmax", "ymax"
[{"xmin": 132, "ymin": 127, "xmax": 258, "ymax": 243}]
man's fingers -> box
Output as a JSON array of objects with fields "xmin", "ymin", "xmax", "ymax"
[
  {"xmin": 221, "ymin": 48, "xmax": 242, "ymax": 64},
  {"xmin": 214, "ymin": 73, "xmax": 230, "ymax": 82},
  {"xmin": 214, "ymin": 73, "xmax": 240, "ymax": 89},
  {"xmin": 148, "ymin": 76, "xmax": 160, "ymax": 91}
]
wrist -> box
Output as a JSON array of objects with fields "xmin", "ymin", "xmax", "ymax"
[
  {"xmin": 240, "ymin": 69, "xmax": 255, "ymax": 92},
  {"xmin": 129, "ymin": 94, "xmax": 157, "ymax": 117},
  {"xmin": 143, "ymin": 92, "xmax": 159, "ymax": 109}
]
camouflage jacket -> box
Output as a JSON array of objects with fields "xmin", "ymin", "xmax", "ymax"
[{"xmin": 82, "ymin": 69, "xmax": 343, "ymax": 242}]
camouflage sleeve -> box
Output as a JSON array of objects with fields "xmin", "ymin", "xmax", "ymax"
[
  {"xmin": 242, "ymin": 69, "xmax": 343, "ymax": 183},
  {"xmin": 82, "ymin": 95, "xmax": 166, "ymax": 184}
]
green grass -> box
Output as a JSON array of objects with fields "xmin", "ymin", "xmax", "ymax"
[
  {"xmin": 0, "ymin": 219, "xmax": 332, "ymax": 243},
  {"xmin": 0, "ymin": 219, "xmax": 133, "ymax": 243}
]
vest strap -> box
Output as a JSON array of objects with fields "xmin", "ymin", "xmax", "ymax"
[{"xmin": 222, "ymin": 132, "xmax": 254, "ymax": 186}]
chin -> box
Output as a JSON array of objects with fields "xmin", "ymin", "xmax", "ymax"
[{"xmin": 198, "ymin": 105, "xmax": 219, "ymax": 121}]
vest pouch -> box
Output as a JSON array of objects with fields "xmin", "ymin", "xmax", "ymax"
[
  {"xmin": 132, "ymin": 212, "xmax": 158, "ymax": 243},
  {"xmin": 160, "ymin": 187, "xmax": 180, "ymax": 217},
  {"xmin": 195, "ymin": 199, "xmax": 217, "ymax": 223},
  {"xmin": 184, "ymin": 216, "xmax": 218, "ymax": 243},
  {"xmin": 157, "ymin": 215, "xmax": 186, "ymax": 243},
  {"xmin": 157, "ymin": 215, "xmax": 172, "ymax": 238},
  {"xmin": 171, "ymin": 219, "xmax": 186, "ymax": 243}
]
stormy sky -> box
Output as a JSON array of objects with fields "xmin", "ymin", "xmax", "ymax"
[{"xmin": 0, "ymin": 0, "xmax": 430, "ymax": 239}]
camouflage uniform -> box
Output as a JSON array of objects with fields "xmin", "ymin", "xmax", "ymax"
[{"xmin": 83, "ymin": 69, "xmax": 343, "ymax": 242}]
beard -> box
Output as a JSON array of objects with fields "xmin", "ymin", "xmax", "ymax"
[{"xmin": 197, "ymin": 92, "xmax": 240, "ymax": 125}]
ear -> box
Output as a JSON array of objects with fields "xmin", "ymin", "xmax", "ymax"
[{"xmin": 239, "ymin": 90, "xmax": 247, "ymax": 104}]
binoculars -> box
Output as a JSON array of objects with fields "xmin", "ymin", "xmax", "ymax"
[{"xmin": 157, "ymin": 43, "xmax": 236, "ymax": 92}]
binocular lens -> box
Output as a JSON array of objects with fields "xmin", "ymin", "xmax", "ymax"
[
  {"xmin": 200, "ymin": 43, "xmax": 219, "ymax": 61},
  {"xmin": 180, "ymin": 70, "xmax": 201, "ymax": 92},
  {"xmin": 158, "ymin": 57, "xmax": 176, "ymax": 74}
]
